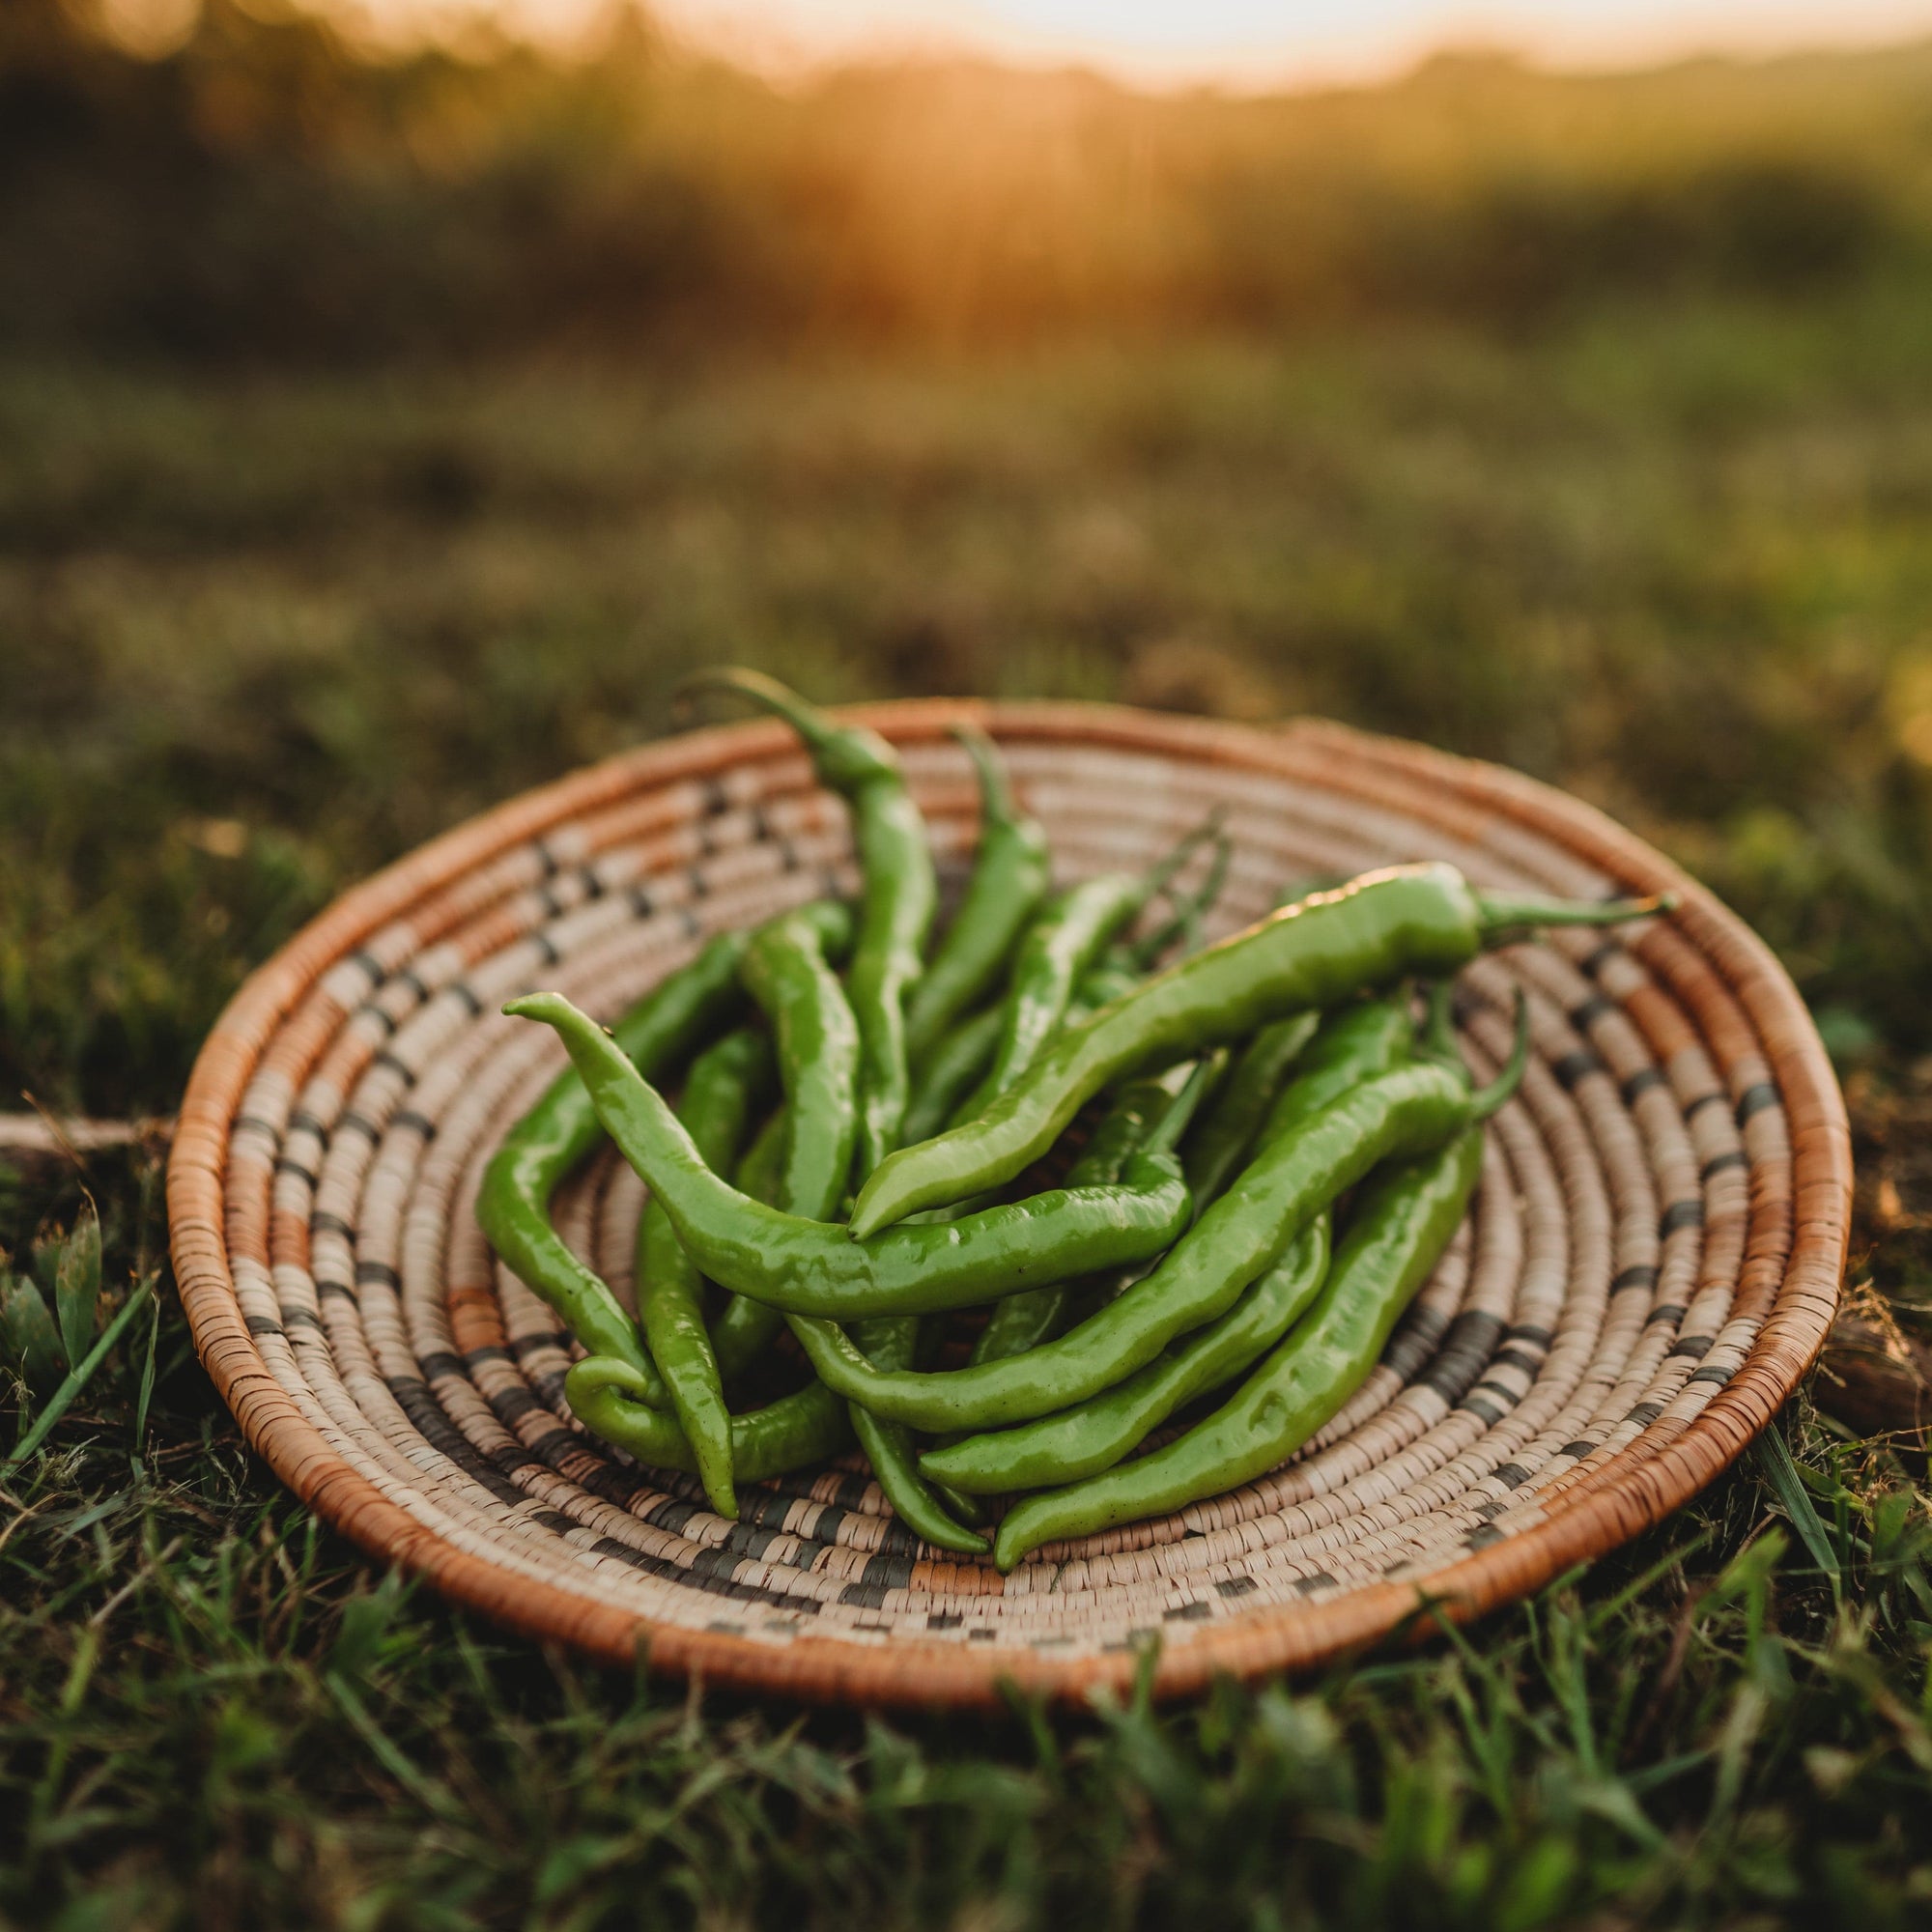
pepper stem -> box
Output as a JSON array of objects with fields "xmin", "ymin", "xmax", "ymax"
[
  {"xmin": 1131, "ymin": 806, "xmax": 1228, "ymax": 915},
  {"xmin": 677, "ymin": 666, "xmax": 899, "ymax": 787},
  {"xmin": 1476, "ymin": 889, "xmax": 1676, "ymax": 949},
  {"xmin": 1418, "ymin": 978, "xmax": 1459, "ymax": 1066},
  {"xmin": 677, "ymin": 666, "xmax": 831, "ymax": 747},
  {"xmin": 1126, "ymin": 824, "xmax": 1234, "ymax": 970},
  {"xmin": 1469, "ymin": 992, "xmax": 1532, "ymax": 1120},
  {"xmin": 949, "ymin": 721, "xmax": 1018, "ymax": 829}
]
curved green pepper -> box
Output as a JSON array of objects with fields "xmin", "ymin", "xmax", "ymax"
[
  {"xmin": 1180, "ymin": 1012, "xmax": 1321, "ymax": 1217},
  {"xmin": 903, "ymin": 724, "xmax": 1050, "ymax": 1068},
  {"xmin": 952, "ymin": 815, "xmax": 1224, "ymax": 1127},
  {"xmin": 566, "ymin": 1356, "xmax": 851, "ymax": 1486},
  {"xmin": 631, "ymin": 1027, "xmax": 772, "ymax": 1517},
  {"xmin": 992, "ymin": 1126, "xmax": 1484, "ymax": 1570},
  {"xmin": 505, "ymin": 991, "xmax": 1191, "ymax": 1318},
  {"xmin": 851, "ymin": 862, "xmax": 1664, "ymax": 1236},
  {"xmin": 965, "ymin": 1077, "xmax": 1170, "ymax": 1367},
  {"xmin": 686, "ymin": 668, "xmax": 934, "ymax": 1183},
  {"xmin": 923, "ymin": 1211, "xmax": 1331, "ymax": 1495},
  {"xmin": 788, "ymin": 1039, "xmax": 1522, "ymax": 1435},
  {"xmin": 478, "ymin": 910, "xmax": 829, "ymax": 1396}
]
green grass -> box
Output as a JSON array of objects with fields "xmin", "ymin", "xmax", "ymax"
[{"xmin": 6, "ymin": 278, "xmax": 1932, "ymax": 1926}]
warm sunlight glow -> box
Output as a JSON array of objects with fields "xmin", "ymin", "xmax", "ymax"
[{"xmin": 428, "ymin": 0, "xmax": 1932, "ymax": 86}]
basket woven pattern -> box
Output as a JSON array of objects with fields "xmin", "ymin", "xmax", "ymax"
[{"xmin": 166, "ymin": 703, "xmax": 1850, "ymax": 1707}]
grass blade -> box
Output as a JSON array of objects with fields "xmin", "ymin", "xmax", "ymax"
[
  {"xmin": 132, "ymin": 1290, "xmax": 162, "ymax": 1463},
  {"xmin": 1758, "ymin": 1426, "xmax": 1841, "ymax": 1604},
  {"xmin": 54, "ymin": 1200, "xmax": 101, "ymax": 1374},
  {"xmin": 3, "ymin": 1281, "xmax": 153, "ymax": 1478}
]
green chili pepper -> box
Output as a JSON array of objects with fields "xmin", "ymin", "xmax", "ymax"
[
  {"xmin": 1261, "ymin": 994, "xmax": 1414, "ymax": 1138},
  {"xmin": 1180, "ymin": 1012, "xmax": 1321, "ymax": 1217},
  {"xmin": 787, "ymin": 1027, "xmax": 1524, "ymax": 1435},
  {"xmin": 852, "ymin": 861, "xmax": 1665, "ymax": 1236},
  {"xmin": 923, "ymin": 1210, "xmax": 1331, "ymax": 1495},
  {"xmin": 571, "ymin": 1077, "xmax": 852, "ymax": 1493},
  {"xmin": 991, "ymin": 1126, "xmax": 1484, "ymax": 1570},
  {"xmin": 565, "ymin": 1356, "xmax": 851, "ymax": 1485},
  {"xmin": 733, "ymin": 1102, "xmax": 788, "ymax": 1205},
  {"xmin": 900, "ymin": 827, "xmax": 1228, "ymax": 1150},
  {"xmin": 857, "ymin": 724, "xmax": 1051, "ymax": 1555},
  {"xmin": 505, "ymin": 991, "xmax": 1191, "ymax": 1312},
  {"xmin": 735, "ymin": 893, "xmax": 985, "ymax": 1552},
  {"xmin": 839, "ymin": 1316, "xmax": 985, "ymax": 1553},
  {"xmin": 710, "ymin": 1104, "xmax": 789, "ymax": 1385},
  {"xmin": 903, "ymin": 724, "xmax": 1050, "ymax": 1068},
  {"xmin": 569, "ymin": 1025, "xmax": 855, "ymax": 1498},
  {"xmin": 632, "ymin": 1027, "xmax": 772, "ymax": 1517},
  {"xmin": 966, "ymin": 1077, "xmax": 1170, "ymax": 1367},
  {"xmin": 478, "ymin": 924, "xmax": 773, "ymax": 1395},
  {"xmin": 710, "ymin": 907, "xmax": 864, "ymax": 1384},
  {"xmin": 1109, "ymin": 817, "xmax": 1233, "ymax": 976},
  {"xmin": 901, "ymin": 1004, "xmax": 1005, "ymax": 1147},
  {"xmin": 682, "ymin": 672, "xmax": 976, "ymax": 1543},
  {"xmin": 741, "ymin": 906, "xmax": 860, "ymax": 1222},
  {"xmin": 952, "ymin": 815, "xmax": 1225, "ymax": 1127},
  {"xmin": 686, "ymin": 668, "xmax": 935, "ymax": 1183}
]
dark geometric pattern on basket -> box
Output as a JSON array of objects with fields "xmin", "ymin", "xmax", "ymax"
[{"xmin": 205, "ymin": 717, "xmax": 1813, "ymax": 1676}]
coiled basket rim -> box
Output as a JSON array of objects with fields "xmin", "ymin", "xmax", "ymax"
[{"xmin": 166, "ymin": 701, "xmax": 1851, "ymax": 1708}]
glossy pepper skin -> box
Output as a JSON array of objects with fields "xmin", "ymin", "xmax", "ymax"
[
  {"xmin": 564, "ymin": 997, "xmax": 854, "ymax": 1492},
  {"xmin": 687, "ymin": 668, "xmax": 935, "ymax": 1184},
  {"xmin": 740, "ymin": 885, "xmax": 985, "ymax": 1552},
  {"xmin": 710, "ymin": 1105, "xmax": 788, "ymax": 1383},
  {"xmin": 476, "ymin": 925, "xmax": 752, "ymax": 1396},
  {"xmin": 632, "ymin": 1025, "xmax": 772, "ymax": 1516},
  {"xmin": 900, "ymin": 1003, "xmax": 1004, "ymax": 1147},
  {"xmin": 570, "ymin": 1048, "xmax": 852, "ymax": 1492},
  {"xmin": 923, "ymin": 1212, "xmax": 1331, "ymax": 1496},
  {"xmin": 741, "ymin": 906, "xmax": 860, "ymax": 1225},
  {"xmin": 1180, "ymin": 1012, "xmax": 1321, "ymax": 1218},
  {"xmin": 565, "ymin": 1355, "xmax": 851, "ymax": 1484},
  {"xmin": 966, "ymin": 1077, "xmax": 1169, "ymax": 1368},
  {"xmin": 952, "ymin": 815, "xmax": 1225, "ymax": 1127},
  {"xmin": 682, "ymin": 671, "xmax": 979, "ymax": 1545},
  {"xmin": 896, "ymin": 829, "xmax": 1229, "ymax": 1151},
  {"xmin": 708, "ymin": 907, "xmax": 864, "ymax": 1378},
  {"xmin": 505, "ymin": 992, "xmax": 1191, "ymax": 1315},
  {"xmin": 992, "ymin": 1126, "xmax": 1484, "ymax": 1571},
  {"xmin": 851, "ymin": 862, "xmax": 1664, "ymax": 1236},
  {"xmin": 787, "ymin": 1048, "xmax": 1517, "ymax": 1434},
  {"xmin": 902, "ymin": 724, "xmax": 1050, "ymax": 1068}
]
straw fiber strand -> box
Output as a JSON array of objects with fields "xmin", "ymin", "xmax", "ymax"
[{"xmin": 167, "ymin": 703, "xmax": 1850, "ymax": 1707}]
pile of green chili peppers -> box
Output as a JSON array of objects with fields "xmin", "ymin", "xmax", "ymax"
[{"xmin": 483, "ymin": 670, "xmax": 1670, "ymax": 1570}]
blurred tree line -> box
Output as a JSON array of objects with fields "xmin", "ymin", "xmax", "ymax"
[{"xmin": 7, "ymin": 0, "xmax": 1932, "ymax": 363}]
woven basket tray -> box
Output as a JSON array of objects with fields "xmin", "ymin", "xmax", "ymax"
[{"xmin": 166, "ymin": 703, "xmax": 1850, "ymax": 1707}]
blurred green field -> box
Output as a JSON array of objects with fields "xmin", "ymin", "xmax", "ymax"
[
  {"xmin": 8, "ymin": 6, "xmax": 1932, "ymax": 1925},
  {"xmin": 8, "ymin": 271, "xmax": 1932, "ymax": 1118}
]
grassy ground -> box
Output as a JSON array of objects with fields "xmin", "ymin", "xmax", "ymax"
[{"xmin": 6, "ymin": 279, "xmax": 1932, "ymax": 1927}]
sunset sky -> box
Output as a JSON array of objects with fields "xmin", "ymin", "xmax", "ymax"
[{"xmin": 399, "ymin": 0, "xmax": 1932, "ymax": 86}]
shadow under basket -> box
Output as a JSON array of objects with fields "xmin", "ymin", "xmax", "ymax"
[{"xmin": 166, "ymin": 702, "xmax": 1851, "ymax": 1708}]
